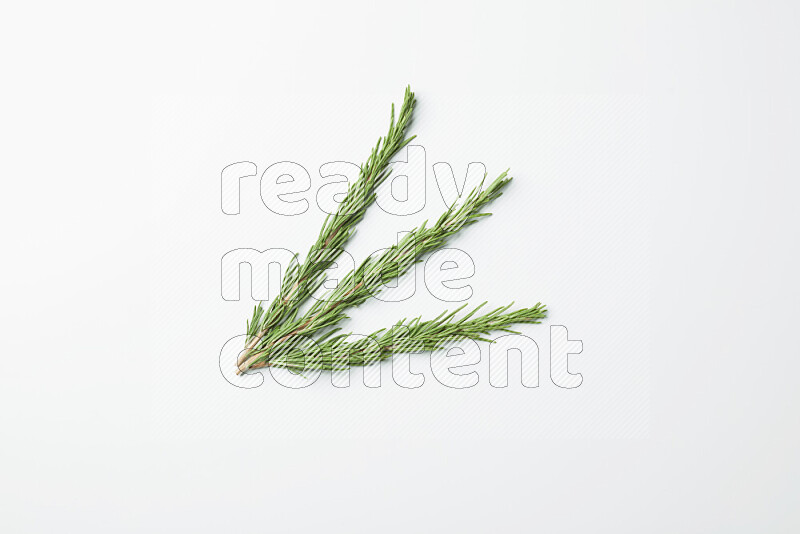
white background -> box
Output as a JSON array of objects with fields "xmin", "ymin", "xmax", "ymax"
[{"xmin": 1, "ymin": 1, "xmax": 798, "ymax": 532}]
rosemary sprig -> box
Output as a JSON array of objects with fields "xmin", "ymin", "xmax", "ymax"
[
  {"xmin": 238, "ymin": 88, "xmax": 548, "ymax": 375},
  {"xmin": 247, "ymin": 302, "xmax": 547, "ymax": 371},
  {"xmin": 239, "ymin": 172, "xmax": 521, "ymax": 373},
  {"xmin": 240, "ymin": 87, "xmax": 416, "ymax": 362}
]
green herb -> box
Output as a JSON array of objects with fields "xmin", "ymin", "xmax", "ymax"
[
  {"xmin": 247, "ymin": 302, "xmax": 547, "ymax": 371},
  {"xmin": 238, "ymin": 87, "xmax": 546, "ymax": 373},
  {"xmin": 239, "ymin": 86, "xmax": 416, "ymax": 366}
]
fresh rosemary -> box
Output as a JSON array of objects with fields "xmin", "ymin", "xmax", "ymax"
[
  {"xmin": 238, "ymin": 87, "xmax": 546, "ymax": 374},
  {"xmin": 239, "ymin": 87, "xmax": 416, "ymax": 364}
]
